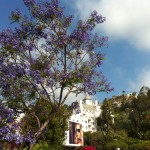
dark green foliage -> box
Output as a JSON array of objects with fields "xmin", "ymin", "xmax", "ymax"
[
  {"xmin": 83, "ymin": 132, "xmax": 150, "ymax": 150},
  {"xmin": 113, "ymin": 130, "xmax": 128, "ymax": 139},
  {"xmin": 125, "ymin": 138, "xmax": 150, "ymax": 150},
  {"xmin": 128, "ymin": 87, "xmax": 150, "ymax": 139},
  {"xmin": 105, "ymin": 140, "xmax": 128, "ymax": 150},
  {"xmin": 97, "ymin": 99, "xmax": 114, "ymax": 134},
  {"xmin": 100, "ymin": 86, "xmax": 150, "ymax": 140},
  {"xmin": 84, "ymin": 131, "xmax": 114, "ymax": 150},
  {"xmin": 20, "ymin": 99, "xmax": 70, "ymax": 149},
  {"xmin": 125, "ymin": 138, "xmax": 140, "ymax": 146},
  {"xmin": 93, "ymin": 86, "xmax": 150, "ymax": 150},
  {"xmin": 32, "ymin": 141, "xmax": 65, "ymax": 150},
  {"xmin": 114, "ymin": 111, "xmax": 130, "ymax": 132},
  {"xmin": 128, "ymin": 141, "xmax": 150, "ymax": 150}
]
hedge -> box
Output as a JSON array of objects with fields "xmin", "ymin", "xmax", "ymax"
[{"xmin": 105, "ymin": 140, "xmax": 128, "ymax": 150}]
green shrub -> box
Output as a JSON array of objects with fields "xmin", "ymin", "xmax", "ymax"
[
  {"xmin": 137, "ymin": 131, "xmax": 150, "ymax": 140},
  {"xmin": 125, "ymin": 138, "xmax": 140, "ymax": 146},
  {"xmin": 32, "ymin": 141, "xmax": 64, "ymax": 150},
  {"xmin": 114, "ymin": 130, "xmax": 128, "ymax": 139},
  {"xmin": 105, "ymin": 140, "xmax": 128, "ymax": 150},
  {"xmin": 129, "ymin": 141, "xmax": 150, "ymax": 150},
  {"xmin": 84, "ymin": 131, "xmax": 114, "ymax": 150}
]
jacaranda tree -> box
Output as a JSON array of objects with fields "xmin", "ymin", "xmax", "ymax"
[
  {"xmin": 0, "ymin": 0, "xmax": 113, "ymax": 148},
  {"xmin": 0, "ymin": 101, "xmax": 35, "ymax": 149},
  {"xmin": 20, "ymin": 99, "xmax": 70, "ymax": 149},
  {"xmin": 0, "ymin": 102, "xmax": 18, "ymax": 148}
]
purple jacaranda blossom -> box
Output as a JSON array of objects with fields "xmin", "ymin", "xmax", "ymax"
[
  {"xmin": 0, "ymin": 0, "xmax": 113, "ymax": 148},
  {"xmin": 23, "ymin": 0, "xmax": 36, "ymax": 7},
  {"xmin": 10, "ymin": 8, "xmax": 22, "ymax": 22},
  {"xmin": 0, "ymin": 102, "xmax": 35, "ymax": 146}
]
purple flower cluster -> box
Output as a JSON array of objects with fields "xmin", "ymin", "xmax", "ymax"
[
  {"xmin": 0, "ymin": 2, "xmax": 114, "ymax": 146},
  {"xmin": 10, "ymin": 8, "xmax": 22, "ymax": 22},
  {"xmin": 0, "ymin": 0, "xmax": 113, "ymax": 99},
  {"xmin": 61, "ymin": 71, "xmax": 84, "ymax": 85},
  {"xmin": 23, "ymin": 0, "xmax": 36, "ymax": 7},
  {"xmin": 0, "ymin": 102, "xmax": 35, "ymax": 145},
  {"xmin": 24, "ymin": 0, "xmax": 63, "ymax": 22},
  {"xmin": 0, "ymin": 28, "xmax": 26, "ymax": 53},
  {"xmin": 91, "ymin": 10, "xmax": 106, "ymax": 24}
]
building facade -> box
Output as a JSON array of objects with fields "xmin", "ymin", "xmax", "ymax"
[{"xmin": 69, "ymin": 93, "xmax": 101, "ymax": 132}]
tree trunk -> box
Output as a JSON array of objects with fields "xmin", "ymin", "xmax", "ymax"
[{"xmin": 29, "ymin": 112, "xmax": 56, "ymax": 150}]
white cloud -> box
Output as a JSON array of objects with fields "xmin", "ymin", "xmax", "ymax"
[
  {"xmin": 129, "ymin": 66, "xmax": 150, "ymax": 92},
  {"xmin": 54, "ymin": 87, "xmax": 96, "ymax": 105},
  {"xmin": 75, "ymin": 0, "xmax": 150, "ymax": 52},
  {"xmin": 64, "ymin": 92, "xmax": 85, "ymax": 105},
  {"xmin": 52, "ymin": 87, "xmax": 85, "ymax": 105},
  {"xmin": 58, "ymin": 89, "xmax": 96, "ymax": 105}
]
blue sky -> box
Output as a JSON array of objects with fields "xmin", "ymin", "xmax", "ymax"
[{"xmin": 1, "ymin": 0, "xmax": 150, "ymax": 103}]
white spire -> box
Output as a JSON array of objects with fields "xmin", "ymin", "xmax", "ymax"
[{"xmin": 85, "ymin": 92, "xmax": 91, "ymax": 100}]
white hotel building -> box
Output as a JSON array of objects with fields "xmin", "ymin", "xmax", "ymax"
[{"xmin": 69, "ymin": 93, "xmax": 102, "ymax": 132}]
